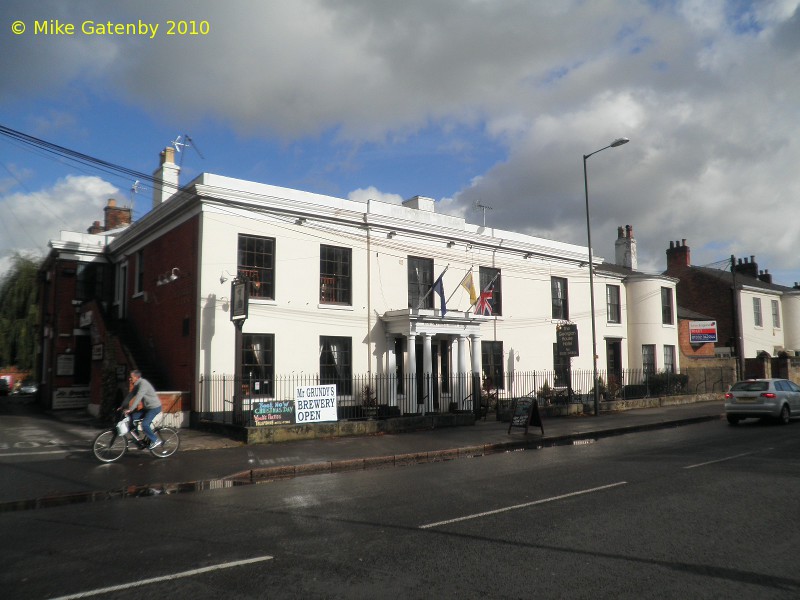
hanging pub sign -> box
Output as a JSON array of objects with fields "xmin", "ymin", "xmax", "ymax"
[
  {"xmin": 557, "ymin": 323, "xmax": 579, "ymax": 357},
  {"xmin": 231, "ymin": 278, "xmax": 249, "ymax": 322}
]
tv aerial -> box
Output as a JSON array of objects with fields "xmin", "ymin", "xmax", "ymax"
[
  {"xmin": 474, "ymin": 199, "xmax": 494, "ymax": 227},
  {"xmin": 129, "ymin": 179, "xmax": 142, "ymax": 207},
  {"xmin": 170, "ymin": 134, "xmax": 205, "ymax": 168}
]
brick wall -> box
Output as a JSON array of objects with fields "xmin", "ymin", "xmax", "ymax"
[{"xmin": 125, "ymin": 215, "xmax": 199, "ymax": 394}]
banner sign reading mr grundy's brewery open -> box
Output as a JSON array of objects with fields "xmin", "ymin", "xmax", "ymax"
[{"xmin": 294, "ymin": 385, "xmax": 338, "ymax": 423}]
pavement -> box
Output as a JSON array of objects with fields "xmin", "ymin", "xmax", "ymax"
[{"xmin": 0, "ymin": 398, "xmax": 725, "ymax": 510}]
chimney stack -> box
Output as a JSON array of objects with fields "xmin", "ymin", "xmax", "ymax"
[
  {"xmin": 665, "ymin": 239, "xmax": 691, "ymax": 274},
  {"xmin": 152, "ymin": 147, "xmax": 180, "ymax": 208},
  {"xmin": 733, "ymin": 255, "xmax": 759, "ymax": 279},
  {"xmin": 614, "ymin": 224, "xmax": 637, "ymax": 270},
  {"xmin": 104, "ymin": 198, "xmax": 132, "ymax": 230}
]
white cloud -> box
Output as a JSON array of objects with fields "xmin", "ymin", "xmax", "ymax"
[
  {"xmin": 347, "ymin": 186, "xmax": 403, "ymax": 205},
  {"xmin": 0, "ymin": 175, "xmax": 119, "ymax": 276},
  {"xmin": 2, "ymin": 0, "xmax": 800, "ymax": 283}
]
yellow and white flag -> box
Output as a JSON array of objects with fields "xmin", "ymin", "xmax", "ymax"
[{"xmin": 459, "ymin": 270, "xmax": 478, "ymax": 305}]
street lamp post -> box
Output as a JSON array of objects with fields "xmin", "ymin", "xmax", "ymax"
[{"xmin": 583, "ymin": 137, "xmax": 629, "ymax": 416}]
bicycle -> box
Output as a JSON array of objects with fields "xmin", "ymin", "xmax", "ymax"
[{"xmin": 92, "ymin": 411, "xmax": 180, "ymax": 463}]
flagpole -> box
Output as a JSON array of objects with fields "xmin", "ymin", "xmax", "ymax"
[
  {"xmin": 468, "ymin": 271, "xmax": 499, "ymax": 311},
  {"xmin": 417, "ymin": 264, "xmax": 449, "ymax": 308},
  {"xmin": 446, "ymin": 267, "xmax": 473, "ymax": 304}
]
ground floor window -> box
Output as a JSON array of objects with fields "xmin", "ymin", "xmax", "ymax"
[
  {"xmin": 320, "ymin": 336, "xmax": 352, "ymax": 395},
  {"xmin": 663, "ymin": 345, "xmax": 676, "ymax": 373},
  {"xmin": 642, "ymin": 344, "xmax": 656, "ymax": 375},
  {"xmin": 552, "ymin": 343, "xmax": 570, "ymax": 388},
  {"xmin": 242, "ymin": 333, "xmax": 275, "ymax": 397},
  {"xmin": 481, "ymin": 340, "xmax": 504, "ymax": 390}
]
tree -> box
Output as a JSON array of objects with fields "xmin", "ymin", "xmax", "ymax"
[{"xmin": 0, "ymin": 253, "xmax": 41, "ymax": 370}]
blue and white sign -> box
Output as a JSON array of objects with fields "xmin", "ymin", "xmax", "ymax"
[{"xmin": 689, "ymin": 320, "xmax": 717, "ymax": 343}]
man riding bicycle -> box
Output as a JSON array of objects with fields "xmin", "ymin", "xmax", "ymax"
[{"xmin": 123, "ymin": 370, "xmax": 163, "ymax": 448}]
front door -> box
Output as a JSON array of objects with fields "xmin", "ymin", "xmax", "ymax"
[
  {"xmin": 415, "ymin": 341, "xmax": 440, "ymax": 411},
  {"xmin": 606, "ymin": 339, "xmax": 622, "ymax": 392}
]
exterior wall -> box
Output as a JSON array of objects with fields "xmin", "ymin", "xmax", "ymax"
[
  {"xmin": 677, "ymin": 319, "xmax": 716, "ymax": 359},
  {"xmin": 783, "ymin": 291, "xmax": 800, "ymax": 353},
  {"xmin": 38, "ymin": 232, "xmax": 111, "ymax": 409},
  {"xmin": 196, "ymin": 204, "xmax": 624, "ymax": 383},
  {"xmin": 625, "ymin": 276, "xmax": 679, "ymax": 371},
  {"xmin": 738, "ymin": 287, "xmax": 785, "ymax": 357},
  {"xmin": 190, "ymin": 179, "xmax": 683, "ymax": 401},
  {"xmin": 122, "ymin": 215, "xmax": 199, "ymax": 392}
]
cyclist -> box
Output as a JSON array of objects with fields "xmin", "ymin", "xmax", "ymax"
[{"xmin": 122, "ymin": 370, "xmax": 163, "ymax": 448}]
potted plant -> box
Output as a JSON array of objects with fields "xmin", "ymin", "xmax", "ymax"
[{"xmin": 360, "ymin": 384, "xmax": 378, "ymax": 419}]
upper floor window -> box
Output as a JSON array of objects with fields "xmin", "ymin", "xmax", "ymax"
[
  {"xmin": 606, "ymin": 285, "xmax": 621, "ymax": 324},
  {"xmin": 661, "ymin": 287, "xmax": 674, "ymax": 325},
  {"xmin": 479, "ymin": 267, "xmax": 502, "ymax": 316},
  {"xmin": 238, "ymin": 234, "xmax": 275, "ymax": 299},
  {"xmin": 551, "ymin": 277, "xmax": 569, "ymax": 320},
  {"xmin": 319, "ymin": 245, "xmax": 351, "ymax": 305},
  {"xmin": 320, "ymin": 336, "xmax": 352, "ymax": 395},
  {"xmin": 753, "ymin": 297, "xmax": 763, "ymax": 327},
  {"xmin": 408, "ymin": 256, "xmax": 433, "ymax": 309},
  {"xmin": 771, "ymin": 299, "xmax": 780, "ymax": 328},
  {"xmin": 76, "ymin": 262, "xmax": 105, "ymax": 301}
]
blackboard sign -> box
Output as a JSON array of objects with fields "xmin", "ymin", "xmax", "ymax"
[
  {"xmin": 507, "ymin": 397, "xmax": 544, "ymax": 436},
  {"xmin": 557, "ymin": 323, "xmax": 579, "ymax": 357},
  {"xmin": 252, "ymin": 400, "xmax": 294, "ymax": 426}
]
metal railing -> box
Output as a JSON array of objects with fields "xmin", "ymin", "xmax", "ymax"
[{"xmin": 197, "ymin": 366, "xmax": 734, "ymax": 426}]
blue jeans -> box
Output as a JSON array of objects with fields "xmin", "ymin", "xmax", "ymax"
[{"xmin": 132, "ymin": 407, "xmax": 162, "ymax": 444}]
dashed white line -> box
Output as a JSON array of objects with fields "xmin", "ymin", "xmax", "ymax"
[
  {"xmin": 49, "ymin": 555, "xmax": 274, "ymax": 600},
  {"xmin": 419, "ymin": 481, "xmax": 628, "ymax": 529},
  {"xmin": 683, "ymin": 449, "xmax": 769, "ymax": 469}
]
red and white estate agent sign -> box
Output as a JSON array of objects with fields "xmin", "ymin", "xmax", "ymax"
[{"xmin": 294, "ymin": 384, "xmax": 338, "ymax": 423}]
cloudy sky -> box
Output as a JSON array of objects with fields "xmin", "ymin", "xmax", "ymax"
[{"xmin": 1, "ymin": 0, "xmax": 799, "ymax": 286}]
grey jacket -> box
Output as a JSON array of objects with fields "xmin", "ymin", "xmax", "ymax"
[{"xmin": 125, "ymin": 377, "xmax": 161, "ymax": 410}]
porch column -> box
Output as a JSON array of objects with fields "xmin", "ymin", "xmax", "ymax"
[
  {"xmin": 422, "ymin": 333, "xmax": 433, "ymax": 414},
  {"xmin": 457, "ymin": 334, "xmax": 468, "ymax": 408},
  {"xmin": 385, "ymin": 334, "xmax": 397, "ymax": 407},
  {"xmin": 470, "ymin": 333, "xmax": 482, "ymax": 402},
  {"xmin": 406, "ymin": 333, "xmax": 417, "ymax": 408}
]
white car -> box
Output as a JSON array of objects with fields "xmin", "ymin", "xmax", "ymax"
[{"xmin": 724, "ymin": 378, "xmax": 800, "ymax": 425}]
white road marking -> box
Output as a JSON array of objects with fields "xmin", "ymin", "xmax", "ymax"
[
  {"xmin": 419, "ymin": 481, "xmax": 628, "ymax": 529},
  {"xmin": 49, "ymin": 555, "xmax": 274, "ymax": 600},
  {"xmin": 0, "ymin": 449, "xmax": 91, "ymax": 458},
  {"xmin": 683, "ymin": 449, "xmax": 769, "ymax": 469}
]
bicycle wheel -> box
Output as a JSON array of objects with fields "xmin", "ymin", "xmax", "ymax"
[
  {"xmin": 93, "ymin": 430, "xmax": 127, "ymax": 463},
  {"xmin": 150, "ymin": 427, "xmax": 180, "ymax": 458}
]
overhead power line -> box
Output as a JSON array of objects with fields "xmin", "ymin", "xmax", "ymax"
[{"xmin": 0, "ymin": 124, "xmax": 174, "ymax": 193}]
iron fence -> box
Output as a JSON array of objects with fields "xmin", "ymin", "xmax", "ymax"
[{"xmin": 197, "ymin": 366, "xmax": 735, "ymax": 426}]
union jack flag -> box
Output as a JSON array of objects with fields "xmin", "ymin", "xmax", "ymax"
[{"xmin": 475, "ymin": 287, "xmax": 493, "ymax": 315}]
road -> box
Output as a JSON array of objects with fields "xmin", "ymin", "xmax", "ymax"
[{"xmin": 2, "ymin": 418, "xmax": 799, "ymax": 599}]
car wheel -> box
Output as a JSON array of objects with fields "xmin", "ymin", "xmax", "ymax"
[
  {"xmin": 778, "ymin": 404, "xmax": 790, "ymax": 425},
  {"xmin": 726, "ymin": 415, "xmax": 740, "ymax": 425}
]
